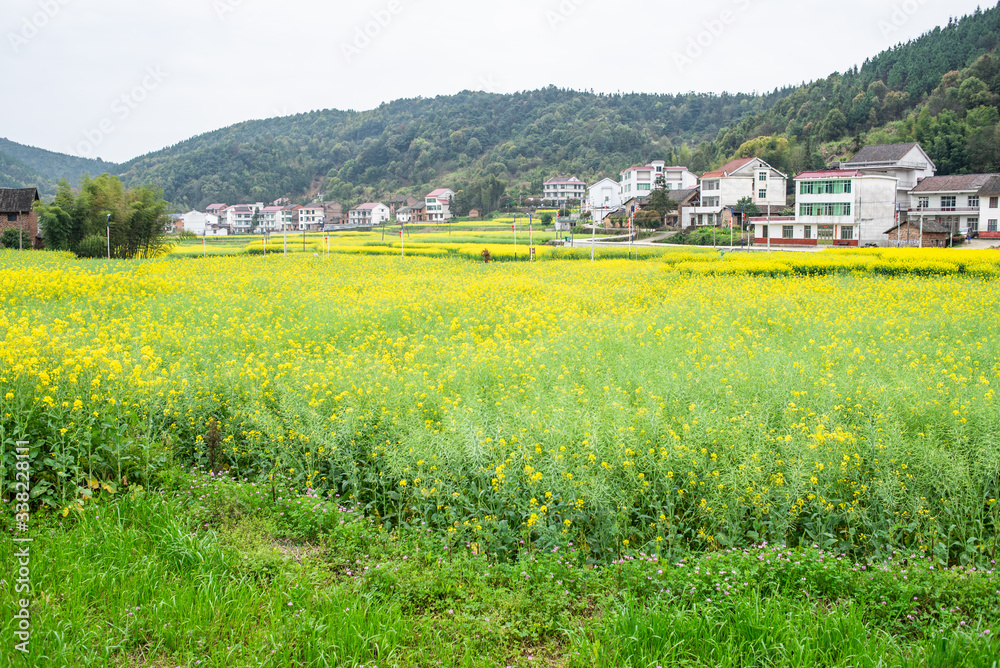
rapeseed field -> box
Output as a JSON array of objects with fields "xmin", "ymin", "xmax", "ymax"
[{"xmin": 2, "ymin": 248, "xmax": 997, "ymax": 563}]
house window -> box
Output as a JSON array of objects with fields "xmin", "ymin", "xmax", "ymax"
[
  {"xmin": 6, "ymin": 214, "xmax": 15, "ymax": 222},
  {"xmin": 758, "ymin": 189, "xmax": 767, "ymax": 199},
  {"xmin": 992, "ymin": 197, "xmax": 999, "ymax": 209},
  {"xmin": 803, "ymin": 225, "xmax": 812, "ymax": 239},
  {"xmin": 968, "ymin": 196, "xmax": 979, "ymax": 208},
  {"xmin": 917, "ymin": 197, "xmax": 930, "ymax": 209},
  {"xmin": 841, "ymin": 227, "xmax": 854, "ymax": 240},
  {"xmin": 758, "ymin": 172, "xmax": 768, "ymax": 181},
  {"xmin": 968, "ymin": 218, "xmax": 979, "ymax": 232},
  {"xmin": 760, "ymin": 225, "xmax": 769, "ymax": 238},
  {"xmin": 990, "ymin": 220, "xmax": 999, "ymax": 232},
  {"xmin": 941, "ymin": 196, "xmax": 957, "ymax": 210},
  {"xmin": 782, "ymin": 225, "xmax": 794, "ymax": 239},
  {"xmin": 637, "ymin": 183, "xmax": 651, "ymax": 191}
]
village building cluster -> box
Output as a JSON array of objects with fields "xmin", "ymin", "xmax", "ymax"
[{"xmin": 9, "ymin": 142, "xmax": 996, "ymax": 250}]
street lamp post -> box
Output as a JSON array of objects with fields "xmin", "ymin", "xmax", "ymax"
[{"xmin": 590, "ymin": 197, "xmax": 596, "ymax": 262}]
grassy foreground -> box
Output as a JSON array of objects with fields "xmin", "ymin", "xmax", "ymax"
[
  {"xmin": 2, "ymin": 468, "xmax": 996, "ymax": 667},
  {"xmin": 1, "ymin": 248, "xmax": 1000, "ymax": 665}
]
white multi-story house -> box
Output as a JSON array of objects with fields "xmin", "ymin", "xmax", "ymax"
[
  {"xmin": 181, "ymin": 211, "xmax": 222, "ymax": 236},
  {"xmin": 349, "ymin": 202, "xmax": 391, "ymax": 226},
  {"xmin": 690, "ymin": 157, "xmax": 788, "ymax": 228},
  {"xmin": 619, "ymin": 161, "xmax": 697, "ymax": 199},
  {"xmin": 260, "ymin": 206, "xmax": 293, "ymax": 231},
  {"xmin": 298, "ymin": 203, "xmax": 325, "ymax": 231},
  {"xmin": 752, "ymin": 169, "xmax": 897, "ymax": 246},
  {"xmin": 976, "ymin": 176, "xmax": 1000, "ymax": 240},
  {"xmin": 543, "ymin": 177, "xmax": 587, "ymax": 206},
  {"xmin": 586, "ymin": 178, "xmax": 621, "ymax": 225},
  {"xmin": 220, "ymin": 204, "xmax": 260, "ymax": 233},
  {"xmin": 906, "ymin": 174, "xmax": 996, "ymax": 239},
  {"xmin": 839, "ymin": 142, "xmax": 936, "ymax": 208},
  {"xmin": 425, "ymin": 188, "xmax": 455, "ymax": 222},
  {"xmin": 699, "ymin": 157, "xmax": 787, "ymax": 210}
]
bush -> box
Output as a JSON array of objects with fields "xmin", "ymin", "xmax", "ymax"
[
  {"xmin": 75, "ymin": 234, "xmax": 108, "ymax": 259},
  {"xmin": 0, "ymin": 227, "xmax": 26, "ymax": 249}
]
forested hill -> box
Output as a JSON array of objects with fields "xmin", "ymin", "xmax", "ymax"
[
  {"xmin": 8, "ymin": 4, "xmax": 1000, "ymax": 211},
  {"xmin": 110, "ymin": 88, "xmax": 785, "ymax": 210}
]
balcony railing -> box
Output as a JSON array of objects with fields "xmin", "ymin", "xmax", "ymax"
[{"xmin": 907, "ymin": 207, "xmax": 978, "ymax": 214}]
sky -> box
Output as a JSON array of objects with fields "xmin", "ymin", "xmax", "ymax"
[{"xmin": 1, "ymin": 0, "xmax": 990, "ymax": 163}]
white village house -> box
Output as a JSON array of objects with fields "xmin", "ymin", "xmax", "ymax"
[
  {"xmin": 751, "ymin": 169, "xmax": 897, "ymax": 246},
  {"xmin": 976, "ymin": 176, "xmax": 1000, "ymax": 240},
  {"xmin": 682, "ymin": 157, "xmax": 788, "ymax": 227},
  {"xmin": 543, "ymin": 177, "xmax": 587, "ymax": 206},
  {"xmin": 181, "ymin": 211, "xmax": 225, "ymax": 236},
  {"xmin": 619, "ymin": 161, "xmax": 697, "ymax": 199},
  {"xmin": 905, "ymin": 174, "xmax": 996, "ymax": 240},
  {"xmin": 839, "ymin": 142, "xmax": 936, "ymax": 208},
  {"xmin": 586, "ymin": 178, "xmax": 621, "ymax": 225},
  {"xmin": 298, "ymin": 203, "xmax": 325, "ymax": 231},
  {"xmin": 425, "ymin": 188, "xmax": 455, "ymax": 222},
  {"xmin": 349, "ymin": 202, "xmax": 391, "ymax": 226}
]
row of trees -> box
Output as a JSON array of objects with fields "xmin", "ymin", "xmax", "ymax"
[{"xmin": 37, "ymin": 175, "xmax": 172, "ymax": 258}]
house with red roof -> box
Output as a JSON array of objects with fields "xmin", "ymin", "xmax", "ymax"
[
  {"xmin": 206, "ymin": 203, "xmax": 228, "ymax": 216},
  {"xmin": 688, "ymin": 157, "xmax": 788, "ymax": 228},
  {"xmin": 699, "ymin": 157, "xmax": 788, "ymax": 211},
  {"xmin": 425, "ymin": 188, "xmax": 456, "ymax": 222}
]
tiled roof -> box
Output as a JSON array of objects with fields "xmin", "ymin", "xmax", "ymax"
[
  {"xmin": 911, "ymin": 174, "xmax": 997, "ymax": 193},
  {"xmin": 0, "ymin": 187, "xmax": 39, "ymax": 212},
  {"xmin": 846, "ymin": 143, "xmax": 919, "ymax": 164},
  {"xmin": 885, "ymin": 220, "xmax": 950, "ymax": 234},
  {"xmin": 260, "ymin": 206, "xmax": 283, "ymax": 213},
  {"xmin": 206, "ymin": 203, "xmax": 227, "ymax": 209},
  {"xmin": 668, "ymin": 188, "xmax": 699, "ymax": 203},
  {"xmin": 701, "ymin": 158, "xmax": 754, "ymax": 179},
  {"xmin": 426, "ymin": 188, "xmax": 453, "ymax": 198},
  {"xmin": 977, "ymin": 175, "xmax": 1000, "ymax": 196},
  {"xmin": 355, "ymin": 202, "xmax": 385, "ymax": 210},
  {"xmin": 544, "ymin": 176, "xmax": 584, "ymax": 185}
]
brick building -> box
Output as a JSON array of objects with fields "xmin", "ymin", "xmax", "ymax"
[
  {"xmin": 884, "ymin": 219, "xmax": 951, "ymax": 247},
  {"xmin": 0, "ymin": 188, "xmax": 41, "ymax": 249}
]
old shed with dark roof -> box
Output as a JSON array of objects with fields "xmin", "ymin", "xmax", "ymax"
[{"xmin": 0, "ymin": 188, "xmax": 40, "ymax": 213}]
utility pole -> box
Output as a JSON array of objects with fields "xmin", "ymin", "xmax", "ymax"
[{"xmin": 106, "ymin": 213, "xmax": 111, "ymax": 260}]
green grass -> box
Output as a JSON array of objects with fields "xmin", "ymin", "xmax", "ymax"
[{"xmin": 2, "ymin": 470, "xmax": 996, "ymax": 667}]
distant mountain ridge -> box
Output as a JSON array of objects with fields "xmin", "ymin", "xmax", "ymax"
[{"xmin": 5, "ymin": 4, "xmax": 1000, "ymax": 210}]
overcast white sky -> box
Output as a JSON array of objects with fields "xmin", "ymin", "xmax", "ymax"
[{"xmin": 1, "ymin": 0, "xmax": 990, "ymax": 162}]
